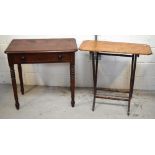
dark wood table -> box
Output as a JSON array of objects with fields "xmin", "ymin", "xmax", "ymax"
[{"xmin": 5, "ymin": 38, "xmax": 78, "ymax": 110}]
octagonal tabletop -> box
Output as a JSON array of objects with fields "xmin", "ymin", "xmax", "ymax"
[{"xmin": 79, "ymin": 40, "xmax": 152, "ymax": 55}]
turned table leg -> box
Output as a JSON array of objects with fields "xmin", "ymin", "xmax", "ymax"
[
  {"xmin": 9, "ymin": 64, "xmax": 20, "ymax": 110},
  {"xmin": 70, "ymin": 53, "xmax": 75, "ymax": 107},
  {"xmin": 18, "ymin": 64, "xmax": 24, "ymax": 95}
]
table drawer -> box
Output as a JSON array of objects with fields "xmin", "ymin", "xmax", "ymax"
[{"xmin": 12, "ymin": 53, "xmax": 71, "ymax": 64}]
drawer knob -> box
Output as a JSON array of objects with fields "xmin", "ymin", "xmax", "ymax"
[
  {"xmin": 21, "ymin": 56, "xmax": 25, "ymax": 61},
  {"xmin": 58, "ymin": 55, "xmax": 63, "ymax": 60}
]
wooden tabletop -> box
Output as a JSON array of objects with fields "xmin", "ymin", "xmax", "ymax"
[
  {"xmin": 5, "ymin": 38, "xmax": 78, "ymax": 54},
  {"xmin": 79, "ymin": 40, "xmax": 152, "ymax": 55}
]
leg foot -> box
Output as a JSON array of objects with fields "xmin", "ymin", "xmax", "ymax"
[
  {"xmin": 92, "ymin": 107, "xmax": 95, "ymax": 111},
  {"xmin": 15, "ymin": 103, "xmax": 20, "ymax": 110},
  {"xmin": 71, "ymin": 101, "xmax": 75, "ymax": 107},
  {"xmin": 127, "ymin": 111, "xmax": 130, "ymax": 116}
]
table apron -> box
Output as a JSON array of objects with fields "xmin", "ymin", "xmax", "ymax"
[{"xmin": 8, "ymin": 53, "xmax": 74, "ymax": 64}]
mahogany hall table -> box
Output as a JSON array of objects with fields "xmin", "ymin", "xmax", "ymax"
[
  {"xmin": 5, "ymin": 38, "xmax": 78, "ymax": 110},
  {"xmin": 79, "ymin": 40, "xmax": 152, "ymax": 115}
]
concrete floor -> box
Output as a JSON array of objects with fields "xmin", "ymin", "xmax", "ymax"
[{"xmin": 0, "ymin": 84, "xmax": 155, "ymax": 118}]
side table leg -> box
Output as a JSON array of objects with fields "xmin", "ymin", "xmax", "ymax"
[
  {"xmin": 128, "ymin": 54, "xmax": 138, "ymax": 115},
  {"xmin": 92, "ymin": 53, "xmax": 99, "ymax": 111},
  {"xmin": 18, "ymin": 64, "xmax": 24, "ymax": 95},
  {"xmin": 70, "ymin": 60, "xmax": 75, "ymax": 107},
  {"xmin": 10, "ymin": 64, "xmax": 20, "ymax": 110}
]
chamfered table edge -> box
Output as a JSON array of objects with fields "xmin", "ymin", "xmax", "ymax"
[
  {"xmin": 5, "ymin": 38, "xmax": 78, "ymax": 54},
  {"xmin": 79, "ymin": 40, "xmax": 152, "ymax": 55}
]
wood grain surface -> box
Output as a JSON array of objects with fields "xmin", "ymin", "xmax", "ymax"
[
  {"xmin": 79, "ymin": 40, "xmax": 152, "ymax": 55},
  {"xmin": 5, "ymin": 38, "xmax": 78, "ymax": 53}
]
